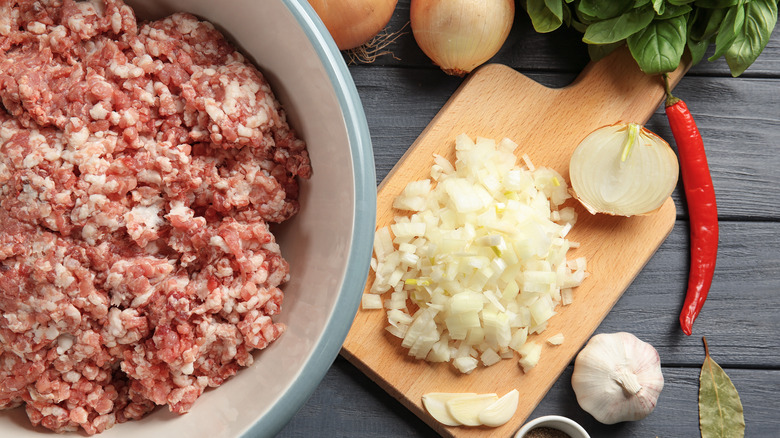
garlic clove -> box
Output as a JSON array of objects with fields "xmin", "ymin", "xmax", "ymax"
[
  {"xmin": 422, "ymin": 392, "xmax": 477, "ymax": 426},
  {"xmin": 478, "ymin": 389, "xmax": 519, "ymax": 427},
  {"xmin": 571, "ymin": 332, "xmax": 664, "ymax": 424},
  {"xmin": 445, "ymin": 393, "xmax": 499, "ymax": 426}
]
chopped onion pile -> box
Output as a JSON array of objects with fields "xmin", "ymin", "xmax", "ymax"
[
  {"xmin": 367, "ymin": 134, "xmax": 587, "ymax": 373},
  {"xmin": 569, "ymin": 123, "xmax": 679, "ymax": 216}
]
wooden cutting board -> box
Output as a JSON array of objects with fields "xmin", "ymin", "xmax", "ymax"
[{"xmin": 342, "ymin": 47, "xmax": 686, "ymax": 437}]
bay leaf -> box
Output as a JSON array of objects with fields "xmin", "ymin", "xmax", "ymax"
[{"xmin": 699, "ymin": 337, "xmax": 746, "ymax": 438}]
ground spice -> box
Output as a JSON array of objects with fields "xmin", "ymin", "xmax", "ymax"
[{"xmin": 523, "ymin": 426, "xmax": 571, "ymax": 438}]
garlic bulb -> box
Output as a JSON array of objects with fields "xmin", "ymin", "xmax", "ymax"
[{"xmin": 571, "ymin": 332, "xmax": 664, "ymax": 424}]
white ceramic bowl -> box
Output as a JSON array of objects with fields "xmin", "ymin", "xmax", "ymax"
[
  {"xmin": 0, "ymin": 1, "xmax": 375, "ymax": 437},
  {"xmin": 515, "ymin": 415, "xmax": 591, "ymax": 438}
]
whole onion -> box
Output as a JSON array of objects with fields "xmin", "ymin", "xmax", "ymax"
[
  {"xmin": 410, "ymin": 0, "xmax": 514, "ymax": 76},
  {"xmin": 308, "ymin": 0, "xmax": 398, "ymax": 50}
]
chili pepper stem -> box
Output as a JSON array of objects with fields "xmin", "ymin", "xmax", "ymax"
[{"xmin": 662, "ymin": 73, "xmax": 681, "ymax": 107}]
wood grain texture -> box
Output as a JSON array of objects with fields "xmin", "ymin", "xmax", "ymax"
[
  {"xmin": 341, "ymin": 47, "xmax": 687, "ymax": 437},
  {"xmin": 282, "ymin": 357, "xmax": 780, "ymax": 438}
]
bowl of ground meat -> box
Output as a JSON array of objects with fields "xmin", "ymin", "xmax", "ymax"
[{"xmin": 0, "ymin": 0, "xmax": 375, "ymax": 436}]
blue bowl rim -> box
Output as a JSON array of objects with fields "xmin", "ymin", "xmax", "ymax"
[{"xmin": 240, "ymin": 1, "xmax": 376, "ymax": 437}]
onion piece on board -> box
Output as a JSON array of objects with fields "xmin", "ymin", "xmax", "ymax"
[{"xmin": 569, "ymin": 123, "xmax": 679, "ymax": 217}]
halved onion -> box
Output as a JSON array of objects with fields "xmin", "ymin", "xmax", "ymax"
[{"xmin": 569, "ymin": 123, "xmax": 679, "ymax": 216}]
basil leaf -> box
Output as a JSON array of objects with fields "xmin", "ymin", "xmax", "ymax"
[
  {"xmin": 687, "ymin": 7, "xmax": 709, "ymax": 65},
  {"xmin": 658, "ymin": 4, "xmax": 693, "ymax": 19},
  {"xmin": 546, "ymin": 0, "xmax": 565, "ymax": 21},
  {"xmin": 699, "ymin": 338, "xmax": 745, "ymax": 438},
  {"xmin": 583, "ymin": 5, "xmax": 656, "ymax": 44},
  {"xmin": 669, "ymin": 0, "xmax": 696, "ymax": 5},
  {"xmin": 562, "ymin": 3, "xmax": 573, "ymax": 26},
  {"xmin": 690, "ymin": 7, "xmax": 728, "ymax": 41},
  {"xmin": 588, "ymin": 41, "xmax": 626, "ymax": 61},
  {"xmin": 578, "ymin": 0, "xmax": 634, "ymax": 20},
  {"xmin": 695, "ymin": 0, "xmax": 740, "ymax": 8},
  {"xmin": 725, "ymin": 0, "xmax": 778, "ymax": 76},
  {"xmin": 653, "ymin": 0, "xmax": 666, "ymax": 15},
  {"xmin": 686, "ymin": 7, "xmax": 709, "ymax": 65},
  {"xmin": 627, "ymin": 15, "xmax": 688, "ymax": 73},
  {"xmin": 688, "ymin": 36, "xmax": 710, "ymax": 65},
  {"xmin": 576, "ymin": 6, "xmax": 599, "ymax": 25},
  {"xmin": 709, "ymin": 4, "xmax": 746, "ymax": 60},
  {"xmin": 635, "ymin": 0, "xmax": 652, "ymax": 7},
  {"xmin": 526, "ymin": 0, "xmax": 565, "ymax": 33}
]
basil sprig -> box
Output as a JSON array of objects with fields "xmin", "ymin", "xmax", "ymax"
[{"xmin": 522, "ymin": 0, "xmax": 779, "ymax": 76}]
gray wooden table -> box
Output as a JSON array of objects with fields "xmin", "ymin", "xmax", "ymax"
[{"xmin": 279, "ymin": 4, "xmax": 780, "ymax": 437}]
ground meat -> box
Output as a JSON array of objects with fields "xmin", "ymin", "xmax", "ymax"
[{"xmin": 0, "ymin": 0, "xmax": 311, "ymax": 434}]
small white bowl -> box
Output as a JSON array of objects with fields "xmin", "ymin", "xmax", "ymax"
[{"xmin": 515, "ymin": 415, "xmax": 591, "ymax": 438}]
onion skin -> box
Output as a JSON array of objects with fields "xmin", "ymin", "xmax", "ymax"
[
  {"xmin": 308, "ymin": 0, "xmax": 398, "ymax": 50},
  {"xmin": 410, "ymin": 0, "xmax": 514, "ymax": 76}
]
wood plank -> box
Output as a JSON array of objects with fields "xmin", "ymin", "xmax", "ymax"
[
  {"xmin": 597, "ymin": 221, "xmax": 780, "ymax": 367},
  {"xmin": 279, "ymin": 357, "xmax": 780, "ymax": 437},
  {"xmin": 351, "ymin": 69, "xmax": 780, "ymax": 220}
]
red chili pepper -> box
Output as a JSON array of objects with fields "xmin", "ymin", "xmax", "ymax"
[{"xmin": 663, "ymin": 74, "xmax": 718, "ymax": 336}]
